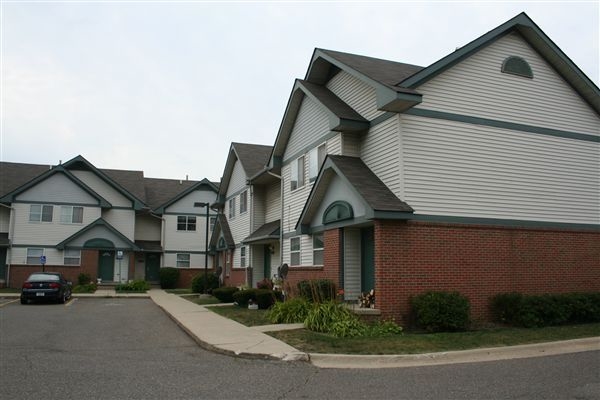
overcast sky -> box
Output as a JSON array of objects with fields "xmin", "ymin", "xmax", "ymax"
[{"xmin": 1, "ymin": 1, "xmax": 598, "ymax": 182}]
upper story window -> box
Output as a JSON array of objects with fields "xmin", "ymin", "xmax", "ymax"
[
  {"xmin": 240, "ymin": 246, "xmax": 246, "ymax": 268},
  {"xmin": 501, "ymin": 56, "xmax": 533, "ymax": 79},
  {"xmin": 290, "ymin": 156, "xmax": 305, "ymax": 191},
  {"xmin": 309, "ymin": 144, "xmax": 327, "ymax": 182},
  {"xmin": 228, "ymin": 197, "xmax": 236, "ymax": 219},
  {"xmin": 313, "ymin": 233, "xmax": 324, "ymax": 266},
  {"xmin": 29, "ymin": 204, "xmax": 53, "ymax": 223},
  {"xmin": 290, "ymin": 237, "xmax": 301, "ymax": 266},
  {"xmin": 177, "ymin": 216, "xmax": 196, "ymax": 231},
  {"xmin": 240, "ymin": 190, "xmax": 248, "ymax": 214},
  {"xmin": 60, "ymin": 206, "xmax": 83, "ymax": 224}
]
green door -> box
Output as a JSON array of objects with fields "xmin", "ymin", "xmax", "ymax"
[
  {"xmin": 263, "ymin": 245, "xmax": 271, "ymax": 279},
  {"xmin": 0, "ymin": 248, "xmax": 6, "ymax": 281},
  {"xmin": 98, "ymin": 251, "xmax": 115, "ymax": 281},
  {"xmin": 361, "ymin": 227, "xmax": 375, "ymax": 292},
  {"xmin": 145, "ymin": 253, "xmax": 161, "ymax": 282}
]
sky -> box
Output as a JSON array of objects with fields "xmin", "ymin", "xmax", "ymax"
[{"xmin": 1, "ymin": 0, "xmax": 598, "ymax": 182}]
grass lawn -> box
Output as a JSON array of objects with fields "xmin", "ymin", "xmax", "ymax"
[
  {"xmin": 0, "ymin": 288, "xmax": 20, "ymax": 293},
  {"xmin": 268, "ymin": 323, "xmax": 600, "ymax": 354},
  {"xmin": 184, "ymin": 295, "xmax": 223, "ymax": 306},
  {"xmin": 207, "ymin": 305, "xmax": 271, "ymax": 326},
  {"xmin": 166, "ymin": 288, "xmax": 194, "ymax": 295}
]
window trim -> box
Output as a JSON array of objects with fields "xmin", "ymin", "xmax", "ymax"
[
  {"xmin": 239, "ymin": 190, "xmax": 248, "ymax": 214},
  {"xmin": 290, "ymin": 156, "xmax": 305, "ymax": 191},
  {"xmin": 60, "ymin": 205, "xmax": 83, "ymax": 224},
  {"xmin": 228, "ymin": 197, "xmax": 236, "ymax": 219},
  {"xmin": 290, "ymin": 236, "xmax": 301, "ymax": 266},
  {"xmin": 29, "ymin": 204, "xmax": 53, "ymax": 223},
  {"xmin": 177, "ymin": 215, "xmax": 197, "ymax": 231},
  {"xmin": 176, "ymin": 253, "xmax": 191, "ymax": 268},
  {"xmin": 64, "ymin": 249, "xmax": 81, "ymax": 265},
  {"xmin": 312, "ymin": 232, "xmax": 324, "ymax": 266},
  {"xmin": 26, "ymin": 248, "xmax": 44, "ymax": 265},
  {"xmin": 309, "ymin": 144, "xmax": 326, "ymax": 183},
  {"xmin": 240, "ymin": 246, "xmax": 246, "ymax": 268}
]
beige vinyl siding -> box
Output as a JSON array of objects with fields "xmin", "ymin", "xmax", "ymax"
[
  {"xmin": 252, "ymin": 187, "xmax": 266, "ymax": 232},
  {"xmin": 416, "ymin": 32, "xmax": 599, "ymax": 136},
  {"xmin": 163, "ymin": 214, "xmax": 210, "ymax": 252},
  {"xmin": 226, "ymin": 161, "xmax": 247, "ymax": 197},
  {"xmin": 165, "ymin": 190, "xmax": 217, "ymax": 214},
  {"xmin": 310, "ymin": 175, "xmax": 367, "ymax": 228},
  {"xmin": 327, "ymin": 133, "xmax": 343, "ymax": 155},
  {"xmin": 70, "ymin": 170, "xmax": 132, "ymax": 207},
  {"xmin": 360, "ymin": 115, "xmax": 402, "ymax": 195},
  {"xmin": 283, "ymin": 234, "xmax": 314, "ymax": 267},
  {"xmin": 283, "ymin": 96, "xmax": 330, "ymax": 161},
  {"xmin": 342, "ymin": 134, "xmax": 361, "ymax": 157},
  {"xmin": 343, "ymin": 228, "xmax": 361, "ymax": 300},
  {"xmin": 101, "ymin": 209, "xmax": 135, "ymax": 240},
  {"xmin": 265, "ymin": 181, "xmax": 281, "ymax": 224},
  {"xmin": 282, "ymin": 161, "xmax": 311, "ymax": 235},
  {"xmin": 163, "ymin": 252, "xmax": 213, "ymax": 269},
  {"xmin": 326, "ymin": 70, "xmax": 385, "ymax": 121},
  {"xmin": 134, "ymin": 214, "xmax": 161, "ymax": 241},
  {"xmin": 11, "ymin": 203, "xmax": 101, "ymax": 246},
  {"xmin": 11, "ymin": 247, "xmax": 81, "ymax": 266},
  {"xmin": 15, "ymin": 173, "xmax": 98, "ymax": 204},
  {"xmin": 402, "ymin": 114, "xmax": 600, "ymax": 224},
  {"xmin": 0, "ymin": 208, "xmax": 9, "ymax": 232}
]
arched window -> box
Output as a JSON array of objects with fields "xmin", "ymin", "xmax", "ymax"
[
  {"xmin": 501, "ymin": 56, "xmax": 533, "ymax": 79},
  {"xmin": 322, "ymin": 201, "xmax": 354, "ymax": 225}
]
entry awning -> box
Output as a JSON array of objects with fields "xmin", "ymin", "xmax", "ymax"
[
  {"xmin": 243, "ymin": 220, "xmax": 280, "ymax": 244},
  {"xmin": 134, "ymin": 240, "xmax": 163, "ymax": 252},
  {"xmin": 56, "ymin": 218, "xmax": 139, "ymax": 251}
]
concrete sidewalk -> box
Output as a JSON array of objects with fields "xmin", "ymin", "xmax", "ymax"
[{"xmin": 3, "ymin": 288, "xmax": 598, "ymax": 368}]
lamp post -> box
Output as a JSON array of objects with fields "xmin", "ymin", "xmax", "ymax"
[{"xmin": 194, "ymin": 202, "xmax": 210, "ymax": 294}]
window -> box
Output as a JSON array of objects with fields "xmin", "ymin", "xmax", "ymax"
[
  {"xmin": 176, "ymin": 253, "xmax": 190, "ymax": 268},
  {"xmin": 290, "ymin": 156, "xmax": 305, "ymax": 191},
  {"xmin": 309, "ymin": 144, "xmax": 327, "ymax": 182},
  {"xmin": 240, "ymin": 246, "xmax": 246, "ymax": 268},
  {"xmin": 177, "ymin": 216, "xmax": 196, "ymax": 231},
  {"xmin": 290, "ymin": 237, "xmax": 301, "ymax": 266},
  {"xmin": 313, "ymin": 233, "xmax": 324, "ymax": 266},
  {"xmin": 64, "ymin": 249, "xmax": 81, "ymax": 265},
  {"xmin": 501, "ymin": 56, "xmax": 533, "ymax": 79},
  {"xmin": 240, "ymin": 190, "xmax": 248, "ymax": 214},
  {"xmin": 26, "ymin": 248, "xmax": 44, "ymax": 265},
  {"xmin": 210, "ymin": 216, "xmax": 216, "ymax": 232},
  {"xmin": 60, "ymin": 206, "xmax": 83, "ymax": 224},
  {"xmin": 229, "ymin": 198, "xmax": 236, "ymax": 219},
  {"xmin": 29, "ymin": 204, "xmax": 53, "ymax": 223}
]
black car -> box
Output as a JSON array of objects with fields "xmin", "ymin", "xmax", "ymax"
[{"xmin": 21, "ymin": 272, "xmax": 72, "ymax": 304}]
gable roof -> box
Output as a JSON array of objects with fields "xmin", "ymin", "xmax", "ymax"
[
  {"xmin": 56, "ymin": 218, "xmax": 139, "ymax": 250},
  {"xmin": 209, "ymin": 214, "xmax": 235, "ymax": 250},
  {"xmin": 0, "ymin": 162, "xmax": 51, "ymax": 198},
  {"xmin": 297, "ymin": 155, "xmax": 413, "ymax": 232},
  {"xmin": 243, "ymin": 220, "xmax": 280, "ymax": 244},
  {"xmin": 151, "ymin": 178, "xmax": 219, "ymax": 214},
  {"xmin": 218, "ymin": 142, "xmax": 273, "ymax": 198},
  {"xmin": 399, "ymin": 12, "xmax": 599, "ymax": 113}
]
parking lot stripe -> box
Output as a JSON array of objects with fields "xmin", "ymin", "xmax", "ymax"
[{"xmin": 0, "ymin": 299, "xmax": 19, "ymax": 307}]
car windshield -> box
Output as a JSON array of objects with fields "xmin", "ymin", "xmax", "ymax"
[{"xmin": 27, "ymin": 274, "xmax": 60, "ymax": 282}]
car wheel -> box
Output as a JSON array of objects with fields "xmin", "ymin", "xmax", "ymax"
[
  {"xmin": 20, "ymin": 298, "xmax": 27, "ymax": 305},
  {"xmin": 58, "ymin": 293, "xmax": 66, "ymax": 304}
]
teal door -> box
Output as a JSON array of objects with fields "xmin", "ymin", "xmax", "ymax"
[
  {"xmin": 145, "ymin": 253, "xmax": 161, "ymax": 282},
  {"xmin": 361, "ymin": 227, "xmax": 375, "ymax": 292},
  {"xmin": 98, "ymin": 251, "xmax": 115, "ymax": 281},
  {"xmin": 263, "ymin": 245, "xmax": 271, "ymax": 279}
]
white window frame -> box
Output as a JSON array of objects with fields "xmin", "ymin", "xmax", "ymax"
[
  {"xmin": 60, "ymin": 206, "xmax": 83, "ymax": 224},
  {"xmin": 228, "ymin": 198, "xmax": 236, "ymax": 219},
  {"xmin": 26, "ymin": 248, "xmax": 44, "ymax": 265},
  {"xmin": 290, "ymin": 237, "xmax": 301, "ymax": 266},
  {"xmin": 177, "ymin": 216, "xmax": 197, "ymax": 231},
  {"xmin": 29, "ymin": 204, "xmax": 53, "ymax": 223},
  {"xmin": 240, "ymin": 246, "xmax": 246, "ymax": 268},
  {"xmin": 239, "ymin": 190, "xmax": 248, "ymax": 214},
  {"xmin": 176, "ymin": 253, "xmax": 190, "ymax": 268},
  {"xmin": 313, "ymin": 233, "xmax": 324, "ymax": 266},
  {"xmin": 309, "ymin": 144, "xmax": 327, "ymax": 182},
  {"xmin": 64, "ymin": 249, "xmax": 81, "ymax": 265},
  {"xmin": 290, "ymin": 156, "xmax": 305, "ymax": 191}
]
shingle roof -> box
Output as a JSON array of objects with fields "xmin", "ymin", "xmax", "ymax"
[
  {"xmin": 232, "ymin": 143, "xmax": 273, "ymax": 178},
  {"xmin": 327, "ymin": 155, "xmax": 413, "ymax": 212},
  {"xmin": 101, "ymin": 169, "xmax": 147, "ymax": 203},
  {"xmin": 143, "ymin": 177, "xmax": 199, "ymax": 210},
  {"xmin": 0, "ymin": 162, "xmax": 52, "ymax": 198},
  {"xmin": 298, "ymin": 80, "xmax": 368, "ymax": 124},
  {"xmin": 210, "ymin": 214, "xmax": 235, "ymax": 249},
  {"xmin": 243, "ymin": 220, "xmax": 280, "ymax": 243}
]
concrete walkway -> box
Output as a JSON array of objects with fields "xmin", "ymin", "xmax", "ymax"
[{"xmin": 3, "ymin": 289, "xmax": 598, "ymax": 368}]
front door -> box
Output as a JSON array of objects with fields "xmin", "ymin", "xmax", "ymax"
[
  {"xmin": 98, "ymin": 251, "xmax": 115, "ymax": 281},
  {"xmin": 145, "ymin": 253, "xmax": 161, "ymax": 282},
  {"xmin": 361, "ymin": 227, "xmax": 375, "ymax": 292},
  {"xmin": 263, "ymin": 245, "xmax": 271, "ymax": 279},
  {"xmin": 0, "ymin": 248, "xmax": 6, "ymax": 281}
]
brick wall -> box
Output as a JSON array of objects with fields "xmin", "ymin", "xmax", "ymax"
[{"xmin": 374, "ymin": 220, "xmax": 600, "ymax": 324}]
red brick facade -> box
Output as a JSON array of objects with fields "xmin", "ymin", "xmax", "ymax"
[{"xmin": 372, "ymin": 220, "xmax": 600, "ymax": 323}]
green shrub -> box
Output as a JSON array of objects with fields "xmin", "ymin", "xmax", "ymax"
[
  {"xmin": 191, "ymin": 273, "xmax": 219, "ymax": 293},
  {"xmin": 267, "ymin": 298, "xmax": 311, "ymax": 323},
  {"xmin": 411, "ymin": 291, "xmax": 471, "ymax": 332},
  {"xmin": 212, "ymin": 286, "xmax": 239, "ymax": 302},
  {"xmin": 304, "ymin": 301, "xmax": 367, "ymax": 338},
  {"xmin": 77, "ymin": 273, "xmax": 92, "ymax": 286},
  {"xmin": 115, "ymin": 280, "xmax": 150, "ymax": 292},
  {"xmin": 232, "ymin": 289, "xmax": 257, "ymax": 307},
  {"xmin": 159, "ymin": 267, "xmax": 180, "ymax": 289},
  {"xmin": 297, "ymin": 279, "xmax": 337, "ymax": 303},
  {"xmin": 256, "ymin": 278, "xmax": 273, "ymax": 290},
  {"xmin": 72, "ymin": 283, "xmax": 97, "ymax": 293},
  {"xmin": 232, "ymin": 289, "xmax": 277, "ymax": 309},
  {"xmin": 491, "ymin": 292, "xmax": 600, "ymax": 328},
  {"xmin": 367, "ymin": 320, "xmax": 404, "ymax": 337}
]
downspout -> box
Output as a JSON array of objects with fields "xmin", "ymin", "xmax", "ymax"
[
  {"xmin": 248, "ymin": 183, "xmax": 253, "ymax": 286},
  {"xmin": 0, "ymin": 203, "xmax": 15, "ymax": 287},
  {"xmin": 267, "ymin": 170, "xmax": 283, "ymax": 267}
]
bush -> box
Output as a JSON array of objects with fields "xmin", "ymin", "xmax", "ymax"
[
  {"xmin": 267, "ymin": 298, "xmax": 311, "ymax": 323},
  {"xmin": 491, "ymin": 292, "xmax": 600, "ymax": 328},
  {"xmin": 77, "ymin": 273, "xmax": 92, "ymax": 286},
  {"xmin": 115, "ymin": 280, "xmax": 150, "ymax": 292},
  {"xmin": 256, "ymin": 278, "xmax": 273, "ymax": 290},
  {"xmin": 304, "ymin": 301, "xmax": 367, "ymax": 338},
  {"xmin": 367, "ymin": 320, "xmax": 403, "ymax": 337},
  {"xmin": 411, "ymin": 291, "xmax": 471, "ymax": 332},
  {"xmin": 297, "ymin": 279, "xmax": 337, "ymax": 303},
  {"xmin": 212, "ymin": 287, "xmax": 239, "ymax": 303},
  {"xmin": 191, "ymin": 273, "xmax": 219, "ymax": 293},
  {"xmin": 72, "ymin": 283, "xmax": 97, "ymax": 293},
  {"xmin": 159, "ymin": 267, "xmax": 180, "ymax": 289},
  {"xmin": 233, "ymin": 289, "xmax": 278, "ymax": 309}
]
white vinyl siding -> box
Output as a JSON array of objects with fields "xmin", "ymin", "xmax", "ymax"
[
  {"xmin": 16, "ymin": 173, "xmax": 98, "ymax": 204},
  {"xmin": 101, "ymin": 209, "xmax": 135, "ymax": 240},
  {"xmin": 290, "ymin": 237, "xmax": 301, "ymax": 266},
  {"xmin": 283, "ymin": 96, "xmax": 330, "ymax": 161},
  {"xmin": 341, "ymin": 134, "xmax": 361, "ymax": 157},
  {"xmin": 401, "ymin": 114, "xmax": 600, "ymax": 224},
  {"xmin": 282, "ymin": 161, "xmax": 311, "ymax": 236},
  {"xmin": 240, "ymin": 246, "xmax": 246, "ymax": 268},
  {"xmin": 29, "ymin": 204, "xmax": 53, "ymax": 223},
  {"xmin": 265, "ymin": 182, "xmax": 281, "ymax": 224},
  {"xmin": 309, "ymin": 144, "xmax": 327, "ymax": 182},
  {"xmin": 163, "ymin": 214, "xmax": 211, "ymax": 251},
  {"xmin": 134, "ymin": 214, "xmax": 161, "ymax": 241},
  {"xmin": 326, "ymin": 70, "xmax": 385, "ymax": 121},
  {"xmin": 290, "ymin": 156, "xmax": 305, "ymax": 191},
  {"xmin": 361, "ymin": 115, "xmax": 402, "ymax": 196},
  {"xmin": 177, "ymin": 216, "xmax": 196, "ymax": 231},
  {"xmin": 70, "ymin": 170, "xmax": 132, "ymax": 207},
  {"xmin": 415, "ymin": 32, "xmax": 599, "ymax": 136},
  {"xmin": 343, "ymin": 228, "xmax": 361, "ymax": 300},
  {"xmin": 60, "ymin": 206, "xmax": 83, "ymax": 224},
  {"xmin": 163, "ymin": 253, "xmax": 213, "ymax": 269},
  {"xmin": 240, "ymin": 190, "xmax": 248, "ymax": 214},
  {"xmin": 166, "ymin": 189, "xmax": 217, "ymax": 214}
]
